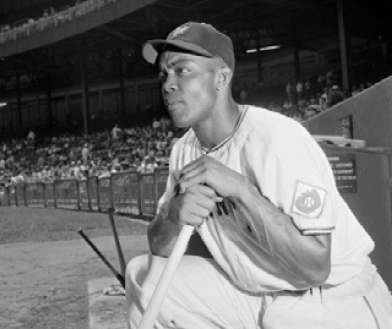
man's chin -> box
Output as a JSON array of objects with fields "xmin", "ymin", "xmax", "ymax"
[
  {"xmin": 171, "ymin": 118, "xmax": 190, "ymax": 129},
  {"xmin": 178, "ymin": 122, "xmax": 191, "ymax": 128}
]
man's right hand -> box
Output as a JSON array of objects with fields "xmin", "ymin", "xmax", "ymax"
[{"xmin": 168, "ymin": 184, "xmax": 222, "ymax": 226}]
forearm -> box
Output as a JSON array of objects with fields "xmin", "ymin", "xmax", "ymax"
[
  {"xmin": 235, "ymin": 179, "xmax": 331, "ymax": 287},
  {"xmin": 147, "ymin": 203, "xmax": 182, "ymax": 257}
]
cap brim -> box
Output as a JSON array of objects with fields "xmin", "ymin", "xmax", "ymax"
[{"xmin": 142, "ymin": 39, "xmax": 213, "ymax": 65}]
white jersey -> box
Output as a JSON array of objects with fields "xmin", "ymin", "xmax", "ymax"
[{"xmin": 158, "ymin": 105, "xmax": 375, "ymax": 292}]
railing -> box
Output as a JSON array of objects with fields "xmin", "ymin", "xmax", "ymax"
[{"xmin": 0, "ymin": 167, "xmax": 169, "ymax": 220}]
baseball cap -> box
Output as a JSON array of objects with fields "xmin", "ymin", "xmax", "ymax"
[{"xmin": 142, "ymin": 22, "xmax": 235, "ymax": 71}]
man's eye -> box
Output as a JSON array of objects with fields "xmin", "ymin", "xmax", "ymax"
[
  {"xmin": 175, "ymin": 67, "xmax": 189, "ymax": 75},
  {"xmin": 158, "ymin": 72, "xmax": 166, "ymax": 82}
]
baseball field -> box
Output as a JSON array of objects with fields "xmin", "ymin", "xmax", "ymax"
[{"xmin": 0, "ymin": 206, "xmax": 150, "ymax": 329}]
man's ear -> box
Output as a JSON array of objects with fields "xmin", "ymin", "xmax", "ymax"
[{"xmin": 216, "ymin": 66, "xmax": 232, "ymax": 90}]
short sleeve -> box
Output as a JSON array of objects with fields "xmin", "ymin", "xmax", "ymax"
[{"xmin": 245, "ymin": 121, "xmax": 338, "ymax": 235}]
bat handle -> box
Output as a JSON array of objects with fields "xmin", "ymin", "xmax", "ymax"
[
  {"xmin": 137, "ymin": 225, "xmax": 195, "ymax": 329},
  {"xmin": 77, "ymin": 228, "xmax": 125, "ymax": 288}
]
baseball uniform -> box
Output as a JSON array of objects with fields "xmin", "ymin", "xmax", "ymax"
[{"xmin": 126, "ymin": 105, "xmax": 392, "ymax": 328}]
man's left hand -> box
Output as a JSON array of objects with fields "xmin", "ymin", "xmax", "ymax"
[{"xmin": 177, "ymin": 155, "xmax": 245, "ymax": 198}]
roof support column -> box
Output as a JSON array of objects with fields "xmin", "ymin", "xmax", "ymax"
[
  {"xmin": 45, "ymin": 74, "xmax": 53, "ymax": 128},
  {"xmin": 117, "ymin": 48, "xmax": 126, "ymax": 119},
  {"xmin": 65, "ymin": 94, "xmax": 70, "ymax": 126},
  {"xmin": 80, "ymin": 53, "xmax": 90, "ymax": 135},
  {"xmin": 337, "ymin": 0, "xmax": 351, "ymax": 91},
  {"xmin": 292, "ymin": 17, "xmax": 300, "ymax": 82},
  {"xmin": 255, "ymin": 28, "xmax": 263, "ymax": 86},
  {"xmin": 16, "ymin": 73, "xmax": 22, "ymax": 132}
]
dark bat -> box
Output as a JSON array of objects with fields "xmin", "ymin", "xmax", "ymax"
[
  {"xmin": 107, "ymin": 207, "xmax": 126, "ymax": 277},
  {"xmin": 77, "ymin": 228, "xmax": 125, "ymax": 288}
]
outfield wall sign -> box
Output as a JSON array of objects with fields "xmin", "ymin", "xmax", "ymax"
[{"xmin": 328, "ymin": 154, "xmax": 357, "ymax": 193}]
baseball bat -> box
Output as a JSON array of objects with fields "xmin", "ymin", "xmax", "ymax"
[
  {"xmin": 77, "ymin": 228, "xmax": 125, "ymax": 288},
  {"xmin": 107, "ymin": 207, "xmax": 126, "ymax": 277},
  {"xmin": 137, "ymin": 225, "xmax": 194, "ymax": 329}
]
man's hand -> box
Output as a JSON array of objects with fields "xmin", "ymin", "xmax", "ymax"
[
  {"xmin": 168, "ymin": 184, "xmax": 221, "ymax": 226},
  {"xmin": 177, "ymin": 155, "xmax": 246, "ymax": 198}
]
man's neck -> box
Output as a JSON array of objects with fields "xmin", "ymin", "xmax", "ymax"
[{"xmin": 194, "ymin": 100, "xmax": 241, "ymax": 151}]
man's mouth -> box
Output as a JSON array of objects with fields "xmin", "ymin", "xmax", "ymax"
[
  {"xmin": 166, "ymin": 98, "xmax": 179, "ymax": 105},
  {"xmin": 166, "ymin": 100, "xmax": 182, "ymax": 109}
]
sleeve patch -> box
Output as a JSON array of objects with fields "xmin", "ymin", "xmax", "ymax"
[{"xmin": 291, "ymin": 181, "xmax": 327, "ymax": 219}]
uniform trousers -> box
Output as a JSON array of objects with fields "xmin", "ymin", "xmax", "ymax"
[{"xmin": 126, "ymin": 254, "xmax": 392, "ymax": 329}]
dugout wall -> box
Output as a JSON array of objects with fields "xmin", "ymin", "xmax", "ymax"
[
  {"xmin": 321, "ymin": 144, "xmax": 392, "ymax": 291},
  {"xmin": 304, "ymin": 76, "xmax": 392, "ymax": 291},
  {"xmin": 303, "ymin": 75, "xmax": 392, "ymax": 148}
]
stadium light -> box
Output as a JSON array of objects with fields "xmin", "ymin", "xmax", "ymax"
[
  {"xmin": 246, "ymin": 44, "xmax": 281, "ymax": 53},
  {"xmin": 0, "ymin": 102, "xmax": 7, "ymax": 108}
]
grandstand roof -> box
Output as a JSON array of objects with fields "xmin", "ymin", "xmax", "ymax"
[{"xmin": 0, "ymin": 0, "xmax": 390, "ymax": 94}]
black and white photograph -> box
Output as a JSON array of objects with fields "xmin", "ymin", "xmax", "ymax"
[{"xmin": 0, "ymin": 1, "xmax": 391, "ymax": 328}]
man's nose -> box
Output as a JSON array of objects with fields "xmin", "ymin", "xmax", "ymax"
[{"xmin": 162, "ymin": 74, "xmax": 177, "ymax": 94}]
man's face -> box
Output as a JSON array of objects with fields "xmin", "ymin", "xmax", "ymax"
[{"xmin": 158, "ymin": 51, "xmax": 219, "ymax": 128}]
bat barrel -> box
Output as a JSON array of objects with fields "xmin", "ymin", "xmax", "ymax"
[{"xmin": 107, "ymin": 208, "xmax": 126, "ymax": 277}]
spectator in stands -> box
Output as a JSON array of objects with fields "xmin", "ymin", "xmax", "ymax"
[
  {"xmin": 74, "ymin": 160, "xmax": 85, "ymax": 180},
  {"xmin": 282, "ymin": 98, "xmax": 292, "ymax": 111},
  {"xmin": 81, "ymin": 143, "xmax": 90, "ymax": 166},
  {"xmin": 131, "ymin": 156, "xmax": 142, "ymax": 172},
  {"xmin": 111, "ymin": 164, "xmax": 122, "ymax": 174},
  {"xmin": 295, "ymin": 80, "xmax": 303, "ymax": 101},
  {"xmin": 160, "ymin": 116, "xmax": 171, "ymax": 130},
  {"xmin": 328, "ymin": 85, "xmax": 345, "ymax": 107},
  {"xmin": 155, "ymin": 149, "xmax": 168, "ymax": 167},
  {"xmin": 0, "ymin": 155, "xmax": 5, "ymax": 170},
  {"xmin": 319, "ymin": 93, "xmax": 328, "ymax": 111},
  {"xmin": 152, "ymin": 117, "xmax": 161, "ymax": 130},
  {"xmin": 285, "ymin": 80, "xmax": 295, "ymax": 104},
  {"xmin": 27, "ymin": 130, "xmax": 36, "ymax": 143},
  {"xmin": 112, "ymin": 124, "xmax": 122, "ymax": 141},
  {"xmin": 291, "ymin": 108, "xmax": 305, "ymax": 122},
  {"xmin": 36, "ymin": 153, "xmax": 46, "ymax": 168},
  {"xmin": 304, "ymin": 106, "xmax": 319, "ymax": 120},
  {"xmin": 99, "ymin": 164, "xmax": 112, "ymax": 178},
  {"xmin": 0, "ymin": 170, "xmax": 11, "ymax": 187},
  {"xmin": 239, "ymin": 88, "xmax": 248, "ymax": 102},
  {"xmin": 317, "ymin": 74, "xmax": 326, "ymax": 92},
  {"xmin": 304, "ymin": 78, "xmax": 311, "ymax": 99},
  {"xmin": 326, "ymin": 71, "xmax": 334, "ymax": 89},
  {"xmin": 69, "ymin": 146, "xmax": 77, "ymax": 163},
  {"xmin": 139, "ymin": 155, "xmax": 158, "ymax": 174}
]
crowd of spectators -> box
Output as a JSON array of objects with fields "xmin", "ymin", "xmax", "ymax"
[
  {"xmin": 0, "ymin": 116, "xmax": 185, "ymax": 187},
  {"xmin": 0, "ymin": 0, "xmax": 118, "ymax": 44},
  {"xmin": 242, "ymin": 71, "xmax": 373, "ymax": 122},
  {"xmin": 0, "ymin": 0, "xmax": 379, "ymax": 190},
  {"xmin": 0, "ymin": 71, "xmax": 374, "ymax": 187}
]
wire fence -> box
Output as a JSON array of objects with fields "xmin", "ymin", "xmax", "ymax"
[{"xmin": 0, "ymin": 167, "xmax": 169, "ymax": 220}]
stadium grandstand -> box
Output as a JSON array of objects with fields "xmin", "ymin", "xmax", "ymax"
[
  {"xmin": 2, "ymin": 2, "xmax": 392, "ymax": 328},
  {"xmin": 0, "ymin": 0, "xmax": 391, "ymax": 196}
]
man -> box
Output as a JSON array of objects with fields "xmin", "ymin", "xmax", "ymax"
[
  {"xmin": 81, "ymin": 143, "xmax": 90, "ymax": 166},
  {"xmin": 112, "ymin": 124, "xmax": 122, "ymax": 141},
  {"xmin": 126, "ymin": 22, "xmax": 392, "ymax": 328},
  {"xmin": 27, "ymin": 129, "xmax": 36, "ymax": 143},
  {"xmin": 328, "ymin": 85, "xmax": 345, "ymax": 107}
]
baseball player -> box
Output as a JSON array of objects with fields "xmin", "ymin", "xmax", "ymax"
[{"xmin": 126, "ymin": 22, "xmax": 392, "ymax": 328}]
